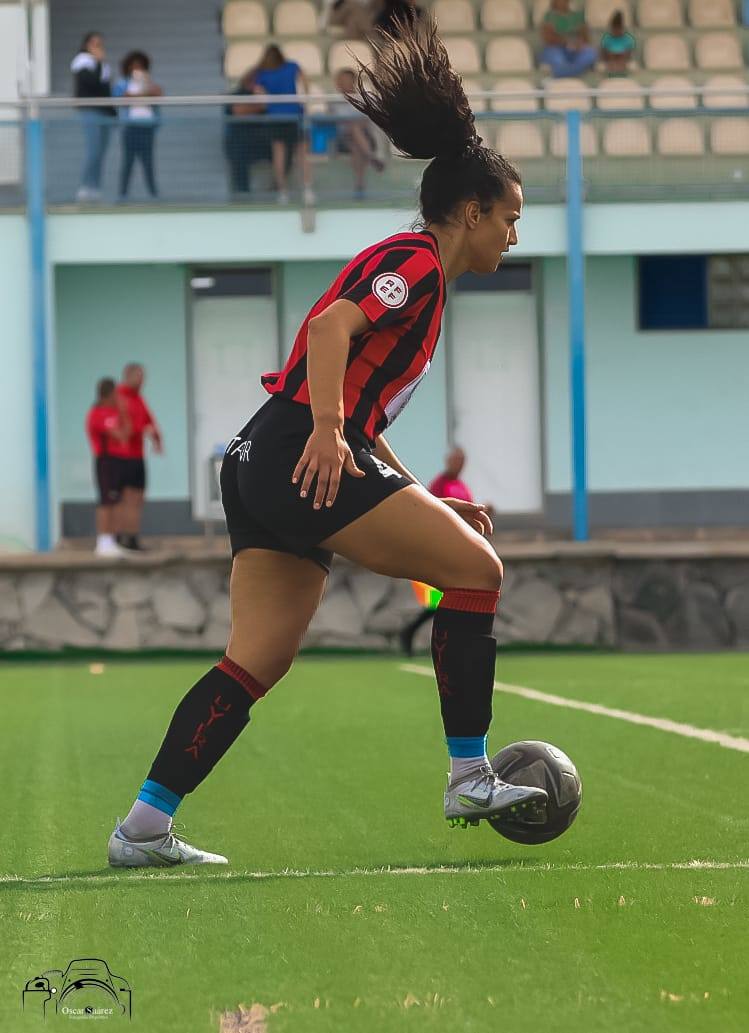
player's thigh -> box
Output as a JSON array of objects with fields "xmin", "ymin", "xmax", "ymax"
[
  {"xmin": 226, "ymin": 547, "xmax": 327, "ymax": 686},
  {"xmin": 321, "ymin": 484, "xmax": 503, "ymax": 591}
]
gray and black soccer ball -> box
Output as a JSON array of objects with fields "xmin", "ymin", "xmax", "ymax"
[{"xmin": 489, "ymin": 741, "xmax": 582, "ymax": 845}]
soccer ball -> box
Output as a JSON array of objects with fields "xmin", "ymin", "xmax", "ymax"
[{"xmin": 488, "ymin": 741, "xmax": 582, "ymax": 845}]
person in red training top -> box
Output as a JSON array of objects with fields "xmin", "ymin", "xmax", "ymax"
[
  {"xmin": 428, "ymin": 446, "xmax": 473, "ymax": 504},
  {"xmin": 86, "ymin": 377, "xmax": 130, "ymax": 556},
  {"xmin": 401, "ymin": 446, "xmax": 478, "ymax": 655},
  {"xmin": 116, "ymin": 363, "xmax": 163, "ymax": 551}
]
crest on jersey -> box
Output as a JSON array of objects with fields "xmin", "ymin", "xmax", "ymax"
[{"xmin": 372, "ymin": 272, "xmax": 409, "ymax": 309}]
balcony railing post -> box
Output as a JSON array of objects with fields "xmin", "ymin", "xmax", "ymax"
[
  {"xmin": 565, "ymin": 109, "xmax": 589, "ymax": 542},
  {"xmin": 25, "ymin": 100, "xmax": 51, "ymax": 551}
]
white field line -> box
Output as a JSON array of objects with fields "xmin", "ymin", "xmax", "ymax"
[
  {"xmin": 401, "ymin": 664, "xmax": 749, "ymax": 755},
  {"xmin": 1, "ymin": 859, "xmax": 747, "ymax": 887}
]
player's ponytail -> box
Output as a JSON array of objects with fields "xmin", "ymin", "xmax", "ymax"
[{"xmin": 347, "ymin": 16, "xmax": 521, "ymax": 224}]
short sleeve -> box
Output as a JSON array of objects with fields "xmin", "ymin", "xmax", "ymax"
[{"xmin": 338, "ymin": 246, "xmax": 441, "ymax": 331}]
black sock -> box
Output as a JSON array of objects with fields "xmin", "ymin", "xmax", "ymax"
[
  {"xmin": 431, "ymin": 589, "xmax": 499, "ymax": 738},
  {"xmin": 147, "ymin": 657, "xmax": 267, "ymax": 797}
]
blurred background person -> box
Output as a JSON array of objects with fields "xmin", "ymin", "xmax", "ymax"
[
  {"xmin": 253, "ymin": 44, "xmax": 315, "ymax": 205},
  {"xmin": 322, "ymin": 0, "xmax": 382, "ymax": 37},
  {"xmin": 116, "ymin": 363, "xmax": 163, "ymax": 552},
  {"xmin": 539, "ymin": 0, "xmax": 597, "ymax": 78},
  {"xmin": 600, "ymin": 10, "xmax": 636, "ymax": 76},
  {"xmin": 223, "ymin": 67, "xmax": 271, "ymax": 197},
  {"xmin": 85, "ymin": 377, "xmax": 129, "ymax": 557},
  {"xmin": 374, "ymin": 0, "xmax": 426, "ymax": 35},
  {"xmin": 114, "ymin": 50, "xmax": 163, "ymax": 201},
  {"xmin": 331, "ymin": 68, "xmax": 384, "ymax": 200},
  {"xmin": 399, "ymin": 447, "xmax": 481, "ymax": 656},
  {"xmin": 71, "ymin": 31, "xmax": 116, "ymax": 202}
]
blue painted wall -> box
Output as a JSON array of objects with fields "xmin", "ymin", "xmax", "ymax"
[{"xmin": 542, "ymin": 255, "xmax": 749, "ymax": 492}]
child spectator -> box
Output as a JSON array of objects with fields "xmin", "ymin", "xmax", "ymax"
[
  {"xmin": 540, "ymin": 0, "xmax": 598, "ymax": 78},
  {"xmin": 254, "ymin": 44, "xmax": 315, "ymax": 205},
  {"xmin": 330, "ymin": 68, "xmax": 384, "ymax": 200},
  {"xmin": 600, "ymin": 10, "xmax": 636, "ymax": 76},
  {"xmin": 113, "ymin": 51, "xmax": 163, "ymax": 200},
  {"xmin": 71, "ymin": 32, "xmax": 116, "ymax": 202}
]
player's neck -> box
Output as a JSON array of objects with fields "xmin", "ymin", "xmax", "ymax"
[{"xmin": 423, "ymin": 223, "xmax": 469, "ymax": 283}]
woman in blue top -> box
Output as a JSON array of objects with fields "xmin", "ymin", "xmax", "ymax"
[{"xmin": 254, "ymin": 44, "xmax": 314, "ymax": 205}]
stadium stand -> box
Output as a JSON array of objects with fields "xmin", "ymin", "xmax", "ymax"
[{"xmin": 273, "ymin": 1, "xmax": 320, "ymax": 35}]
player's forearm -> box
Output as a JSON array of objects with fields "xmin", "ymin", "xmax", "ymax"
[
  {"xmin": 374, "ymin": 435, "xmax": 421, "ymax": 485},
  {"xmin": 306, "ymin": 317, "xmax": 348, "ymax": 429}
]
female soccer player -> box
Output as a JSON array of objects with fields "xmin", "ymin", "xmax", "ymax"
[{"xmin": 108, "ymin": 19, "xmax": 547, "ymax": 867}]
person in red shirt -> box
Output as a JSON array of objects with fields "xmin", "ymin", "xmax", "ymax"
[
  {"xmin": 115, "ymin": 363, "xmax": 163, "ymax": 551},
  {"xmin": 428, "ymin": 446, "xmax": 473, "ymax": 504},
  {"xmin": 85, "ymin": 377, "xmax": 129, "ymax": 556},
  {"xmin": 400, "ymin": 447, "xmax": 477, "ymax": 654}
]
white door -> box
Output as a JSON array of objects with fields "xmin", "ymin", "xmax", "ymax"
[
  {"xmin": 190, "ymin": 295, "xmax": 278, "ymax": 519},
  {"xmin": 450, "ymin": 291, "xmax": 542, "ymax": 513}
]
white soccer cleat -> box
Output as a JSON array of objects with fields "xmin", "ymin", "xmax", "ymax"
[
  {"xmin": 444, "ymin": 763, "xmax": 548, "ymax": 829},
  {"xmin": 108, "ymin": 819, "xmax": 229, "ymax": 868}
]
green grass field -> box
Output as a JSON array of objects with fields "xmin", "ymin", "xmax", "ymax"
[{"xmin": 1, "ymin": 654, "xmax": 747, "ymax": 1033}]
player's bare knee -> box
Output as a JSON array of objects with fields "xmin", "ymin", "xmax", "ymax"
[{"xmin": 475, "ymin": 549, "xmax": 503, "ymax": 592}]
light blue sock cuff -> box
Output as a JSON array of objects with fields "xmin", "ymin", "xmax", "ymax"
[
  {"xmin": 446, "ymin": 735, "xmax": 488, "ymax": 759},
  {"xmin": 137, "ymin": 779, "xmax": 182, "ymax": 817}
]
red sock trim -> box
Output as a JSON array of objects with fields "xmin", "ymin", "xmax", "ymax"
[
  {"xmin": 216, "ymin": 656, "xmax": 268, "ymax": 701},
  {"xmin": 438, "ymin": 588, "xmax": 499, "ymax": 615}
]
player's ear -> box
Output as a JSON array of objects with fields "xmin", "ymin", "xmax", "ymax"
[{"xmin": 464, "ymin": 199, "xmax": 481, "ymax": 230}]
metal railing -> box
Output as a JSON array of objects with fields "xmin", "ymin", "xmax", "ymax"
[{"xmin": 1, "ymin": 85, "xmax": 748, "ymax": 209}]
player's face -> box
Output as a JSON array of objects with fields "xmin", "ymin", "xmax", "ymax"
[{"xmin": 466, "ymin": 184, "xmax": 523, "ymax": 275}]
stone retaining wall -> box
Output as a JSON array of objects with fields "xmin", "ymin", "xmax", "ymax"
[{"xmin": 1, "ymin": 544, "xmax": 748, "ymax": 652}]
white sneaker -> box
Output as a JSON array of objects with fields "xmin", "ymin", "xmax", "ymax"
[
  {"xmin": 303, "ymin": 186, "xmax": 316, "ymax": 206},
  {"xmin": 108, "ymin": 819, "xmax": 228, "ymax": 868},
  {"xmin": 76, "ymin": 187, "xmax": 93, "ymax": 202},
  {"xmin": 276, "ymin": 190, "xmax": 290, "ymax": 204},
  {"xmin": 94, "ymin": 540, "xmax": 126, "ymax": 558},
  {"xmin": 444, "ymin": 763, "xmax": 548, "ymax": 829}
]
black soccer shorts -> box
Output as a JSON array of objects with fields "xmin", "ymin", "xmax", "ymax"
[
  {"xmin": 94, "ymin": 456, "xmax": 123, "ymax": 506},
  {"xmin": 220, "ymin": 397, "xmax": 413, "ymax": 573},
  {"xmin": 119, "ymin": 457, "xmax": 146, "ymax": 491}
]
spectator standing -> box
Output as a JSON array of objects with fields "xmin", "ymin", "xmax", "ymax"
[
  {"xmin": 86, "ymin": 377, "xmax": 129, "ymax": 556},
  {"xmin": 224, "ymin": 68, "xmax": 272, "ymax": 196},
  {"xmin": 254, "ymin": 44, "xmax": 315, "ymax": 205},
  {"xmin": 331, "ymin": 68, "xmax": 384, "ymax": 200},
  {"xmin": 540, "ymin": 0, "xmax": 597, "ymax": 78},
  {"xmin": 400, "ymin": 448, "xmax": 481, "ymax": 656},
  {"xmin": 71, "ymin": 32, "xmax": 117, "ymax": 202},
  {"xmin": 600, "ymin": 10, "xmax": 636, "ymax": 76},
  {"xmin": 113, "ymin": 51, "xmax": 163, "ymax": 200},
  {"xmin": 116, "ymin": 363, "xmax": 163, "ymax": 551}
]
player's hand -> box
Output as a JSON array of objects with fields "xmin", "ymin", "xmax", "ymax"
[
  {"xmin": 442, "ymin": 498, "xmax": 493, "ymax": 537},
  {"xmin": 292, "ymin": 425, "xmax": 365, "ymax": 510}
]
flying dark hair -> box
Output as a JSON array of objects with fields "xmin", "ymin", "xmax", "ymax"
[
  {"xmin": 96, "ymin": 377, "xmax": 116, "ymax": 403},
  {"xmin": 122, "ymin": 50, "xmax": 151, "ymax": 76},
  {"xmin": 347, "ymin": 16, "xmax": 521, "ymax": 224}
]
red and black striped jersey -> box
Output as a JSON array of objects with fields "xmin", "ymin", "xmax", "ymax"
[{"xmin": 261, "ymin": 230, "xmax": 446, "ymax": 442}]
